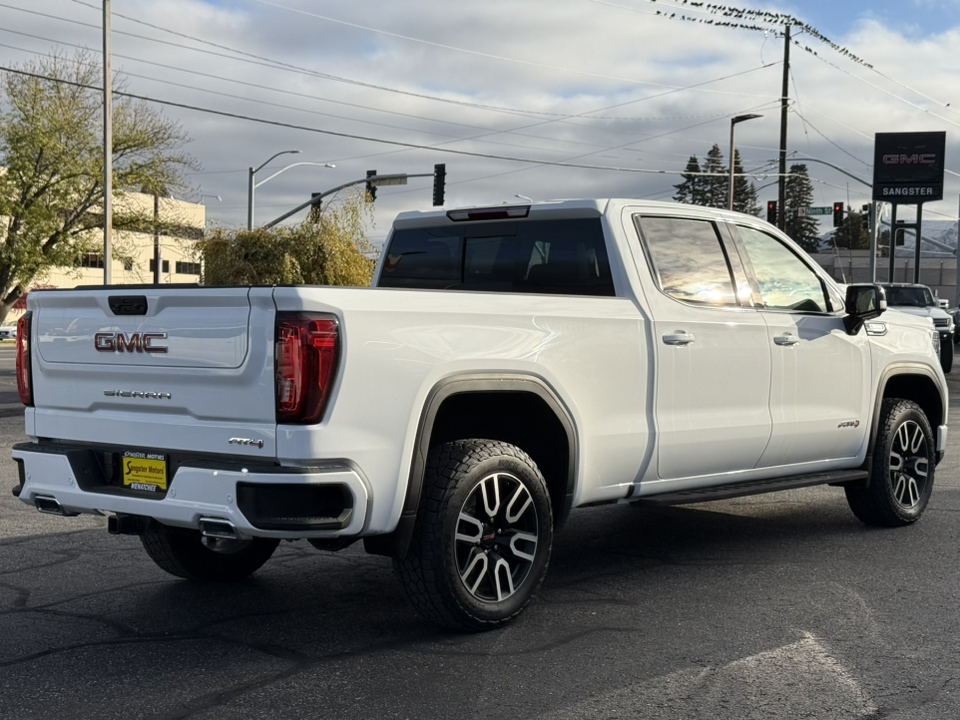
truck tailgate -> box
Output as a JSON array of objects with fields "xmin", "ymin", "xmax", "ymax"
[{"xmin": 27, "ymin": 287, "xmax": 278, "ymax": 457}]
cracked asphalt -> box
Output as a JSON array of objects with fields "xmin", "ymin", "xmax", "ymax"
[{"xmin": 2, "ymin": 344, "xmax": 960, "ymax": 719}]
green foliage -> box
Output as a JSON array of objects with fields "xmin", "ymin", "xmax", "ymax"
[
  {"xmin": 731, "ymin": 149, "xmax": 759, "ymax": 216},
  {"xmin": 672, "ymin": 156, "xmax": 705, "ymax": 205},
  {"xmin": 672, "ymin": 146, "xmax": 759, "ymax": 214},
  {"xmin": 200, "ymin": 192, "xmax": 377, "ymax": 287},
  {"xmin": 0, "ymin": 50, "xmax": 196, "ymax": 321},
  {"xmin": 833, "ymin": 210, "xmax": 870, "ymax": 250},
  {"xmin": 701, "ymin": 144, "xmax": 728, "ymax": 209},
  {"xmin": 783, "ymin": 164, "xmax": 820, "ymax": 253}
]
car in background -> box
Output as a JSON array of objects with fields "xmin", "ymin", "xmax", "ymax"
[
  {"xmin": 0, "ymin": 326, "xmax": 16, "ymax": 340},
  {"xmin": 881, "ymin": 283, "xmax": 954, "ymax": 372}
]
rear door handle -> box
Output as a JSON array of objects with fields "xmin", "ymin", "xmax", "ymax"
[
  {"xmin": 662, "ymin": 331, "xmax": 695, "ymax": 346},
  {"xmin": 774, "ymin": 333, "xmax": 800, "ymax": 346}
]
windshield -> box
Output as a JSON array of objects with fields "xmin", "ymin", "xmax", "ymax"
[{"xmin": 884, "ymin": 285, "xmax": 935, "ymax": 307}]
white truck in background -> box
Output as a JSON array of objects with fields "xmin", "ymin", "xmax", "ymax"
[{"xmin": 12, "ymin": 199, "xmax": 948, "ymax": 630}]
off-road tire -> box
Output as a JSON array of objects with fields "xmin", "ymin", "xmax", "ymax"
[
  {"xmin": 394, "ymin": 439, "xmax": 554, "ymax": 631},
  {"xmin": 140, "ymin": 521, "xmax": 280, "ymax": 582},
  {"xmin": 845, "ymin": 399, "xmax": 935, "ymax": 527}
]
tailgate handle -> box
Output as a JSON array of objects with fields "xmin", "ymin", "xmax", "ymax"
[{"xmin": 108, "ymin": 295, "xmax": 148, "ymax": 316}]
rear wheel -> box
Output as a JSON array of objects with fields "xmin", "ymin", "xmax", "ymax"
[
  {"xmin": 395, "ymin": 439, "xmax": 554, "ymax": 631},
  {"xmin": 845, "ymin": 399, "xmax": 935, "ymax": 527},
  {"xmin": 140, "ymin": 521, "xmax": 280, "ymax": 582}
]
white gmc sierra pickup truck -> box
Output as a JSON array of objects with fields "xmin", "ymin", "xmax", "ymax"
[{"xmin": 12, "ymin": 199, "xmax": 948, "ymax": 631}]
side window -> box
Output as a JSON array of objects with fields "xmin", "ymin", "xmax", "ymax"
[
  {"xmin": 637, "ymin": 216, "xmax": 738, "ymax": 306},
  {"xmin": 736, "ymin": 226, "xmax": 827, "ymax": 313}
]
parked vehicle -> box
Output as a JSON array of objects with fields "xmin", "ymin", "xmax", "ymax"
[
  {"xmin": 880, "ymin": 283, "xmax": 954, "ymax": 372},
  {"xmin": 12, "ymin": 199, "xmax": 948, "ymax": 630}
]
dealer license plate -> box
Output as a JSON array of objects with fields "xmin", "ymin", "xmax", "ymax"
[{"xmin": 122, "ymin": 451, "xmax": 168, "ymax": 492}]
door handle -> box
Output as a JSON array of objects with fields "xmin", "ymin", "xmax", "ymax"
[
  {"xmin": 662, "ymin": 331, "xmax": 695, "ymax": 346},
  {"xmin": 774, "ymin": 333, "xmax": 801, "ymax": 346}
]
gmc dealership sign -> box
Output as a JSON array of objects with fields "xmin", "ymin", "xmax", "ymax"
[{"xmin": 873, "ymin": 131, "xmax": 946, "ymax": 202}]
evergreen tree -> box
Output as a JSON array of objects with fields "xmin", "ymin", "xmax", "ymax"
[
  {"xmin": 731, "ymin": 149, "xmax": 760, "ymax": 216},
  {"xmin": 833, "ymin": 211, "xmax": 869, "ymax": 250},
  {"xmin": 783, "ymin": 164, "xmax": 820, "ymax": 253},
  {"xmin": 701, "ymin": 144, "xmax": 728, "ymax": 209},
  {"xmin": 673, "ymin": 156, "xmax": 704, "ymax": 205}
]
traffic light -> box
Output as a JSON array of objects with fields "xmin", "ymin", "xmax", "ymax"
[
  {"xmin": 432, "ymin": 164, "xmax": 446, "ymax": 206},
  {"xmin": 366, "ymin": 169, "xmax": 377, "ymax": 202},
  {"xmin": 766, "ymin": 200, "xmax": 777, "ymax": 224},
  {"xmin": 895, "ymin": 220, "xmax": 906, "ymax": 246},
  {"xmin": 833, "ymin": 201, "xmax": 844, "ymax": 227},
  {"xmin": 861, "ymin": 203, "xmax": 871, "ymax": 233},
  {"xmin": 308, "ymin": 192, "xmax": 321, "ymax": 223}
]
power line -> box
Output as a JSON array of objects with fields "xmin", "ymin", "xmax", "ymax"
[
  {"xmin": 246, "ymin": 0, "xmax": 768, "ymax": 99},
  {"xmin": 1, "ymin": 63, "xmax": 783, "ymax": 179}
]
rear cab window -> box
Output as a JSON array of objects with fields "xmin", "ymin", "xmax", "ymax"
[
  {"xmin": 633, "ymin": 215, "xmax": 753, "ymax": 307},
  {"xmin": 378, "ymin": 218, "xmax": 615, "ymax": 296}
]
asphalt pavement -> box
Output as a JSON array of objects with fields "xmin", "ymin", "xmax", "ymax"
[{"xmin": 2, "ymin": 344, "xmax": 960, "ymax": 720}]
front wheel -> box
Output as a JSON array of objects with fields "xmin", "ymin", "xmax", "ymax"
[
  {"xmin": 395, "ymin": 439, "xmax": 554, "ymax": 631},
  {"xmin": 845, "ymin": 399, "xmax": 935, "ymax": 527},
  {"xmin": 140, "ymin": 521, "xmax": 280, "ymax": 582}
]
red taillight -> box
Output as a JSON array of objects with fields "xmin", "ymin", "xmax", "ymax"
[
  {"xmin": 16, "ymin": 311, "xmax": 32, "ymax": 406},
  {"xmin": 276, "ymin": 312, "xmax": 339, "ymax": 424}
]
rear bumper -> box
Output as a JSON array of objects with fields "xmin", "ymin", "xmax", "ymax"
[{"xmin": 11, "ymin": 443, "xmax": 369, "ymax": 539}]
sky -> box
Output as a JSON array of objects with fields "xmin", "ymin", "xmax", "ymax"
[{"xmin": 2, "ymin": 0, "xmax": 960, "ymax": 245}]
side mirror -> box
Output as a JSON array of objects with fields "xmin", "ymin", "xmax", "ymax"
[{"xmin": 843, "ymin": 284, "xmax": 886, "ymax": 335}]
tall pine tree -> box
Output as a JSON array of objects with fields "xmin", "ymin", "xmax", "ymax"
[
  {"xmin": 731, "ymin": 149, "xmax": 760, "ymax": 216},
  {"xmin": 784, "ymin": 164, "xmax": 820, "ymax": 253},
  {"xmin": 673, "ymin": 156, "xmax": 704, "ymax": 205},
  {"xmin": 702, "ymin": 144, "xmax": 728, "ymax": 209}
]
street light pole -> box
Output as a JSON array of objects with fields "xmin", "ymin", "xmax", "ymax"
[
  {"xmin": 247, "ymin": 149, "xmax": 300, "ymax": 230},
  {"xmin": 728, "ymin": 114, "xmax": 762, "ymax": 211}
]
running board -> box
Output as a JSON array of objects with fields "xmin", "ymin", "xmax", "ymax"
[{"xmin": 632, "ymin": 469, "xmax": 869, "ymax": 507}]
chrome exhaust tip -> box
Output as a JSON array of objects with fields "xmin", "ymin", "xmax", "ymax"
[
  {"xmin": 35, "ymin": 495, "xmax": 74, "ymax": 516},
  {"xmin": 198, "ymin": 517, "xmax": 239, "ymax": 540}
]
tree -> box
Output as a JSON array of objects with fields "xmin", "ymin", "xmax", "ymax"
[
  {"xmin": 783, "ymin": 164, "xmax": 820, "ymax": 253},
  {"xmin": 673, "ymin": 155, "xmax": 705, "ymax": 205},
  {"xmin": 701, "ymin": 144, "xmax": 728, "ymax": 209},
  {"xmin": 673, "ymin": 148, "xmax": 759, "ymax": 213},
  {"xmin": 833, "ymin": 210, "xmax": 869, "ymax": 250},
  {"xmin": 731, "ymin": 149, "xmax": 760, "ymax": 216},
  {"xmin": 0, "ymin": 51, "xmax": 196, "ymax": 323},
  {"xmin": 199, "ymin": 191, "xmax": 377, "ymax": 286}
]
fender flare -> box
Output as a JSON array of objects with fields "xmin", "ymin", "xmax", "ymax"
[
  {"xmin": 366, "ymin": 373, "xmax": 578, "ymax": 559},
  {"xmin": 861, "ymin": 363, "xmax": 946, "ymax": 480}
]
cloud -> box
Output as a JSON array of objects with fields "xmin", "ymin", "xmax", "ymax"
[{"xmin": 2, "ymin": 0, "xmax": 959, "ymax": 237}]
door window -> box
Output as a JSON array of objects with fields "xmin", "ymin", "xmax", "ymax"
[
  {"xmin": 636, "ymin": 216, "xmax": 738, "ymax": 306},
  {"xmin": 736, "ymin": 226, "xmax": 828, "ymax": 313}
]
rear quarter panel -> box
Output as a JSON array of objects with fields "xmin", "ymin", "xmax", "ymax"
[{"xmin": 272, "ymin": 286, "xmax": 650, "ymax": 534}]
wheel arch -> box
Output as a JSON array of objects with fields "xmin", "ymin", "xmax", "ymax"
[
  {"xmin": 862, "ymin": 364, "xmax": 946, "ymax": 479},
  {"xmin": 364, "ymin": 374, "xmax": 578, "ymax": 559}
]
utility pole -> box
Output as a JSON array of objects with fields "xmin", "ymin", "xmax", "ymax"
[
  {"xmin": 153, "ymin": 193, "xmax": 160, "ymax": 285},
  {"xmin": 777, "ymin": 23, "xmax": 790, "ymax": 232},
  {"xmin": 102, "ymin": 0, "xmax": 112, "ymax": 284}
]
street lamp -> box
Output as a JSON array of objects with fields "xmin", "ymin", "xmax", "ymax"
[
  {"xmin": 199, "ymin": 194, "xmax": 221, "ymax": 204},
  {"xmin": 248, "ymin": 149, "xmax": 300, "ymax": 230},
  {"xmin": 728, "ymin": 114, "xmax": 763, "ymax": 211}
]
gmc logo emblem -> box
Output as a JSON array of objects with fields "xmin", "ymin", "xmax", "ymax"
[
  {"xmin": 95, "ymin": 332, "xmax": 168, "ymax": 354},
  {"xmin": 882, "ymin": 153, "xmax": 937, "ymax": 165}
]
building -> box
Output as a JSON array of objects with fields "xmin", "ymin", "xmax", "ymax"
[{"xmin": 7, "ymin": 191, "xmax": 205, "ymax": 323}]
